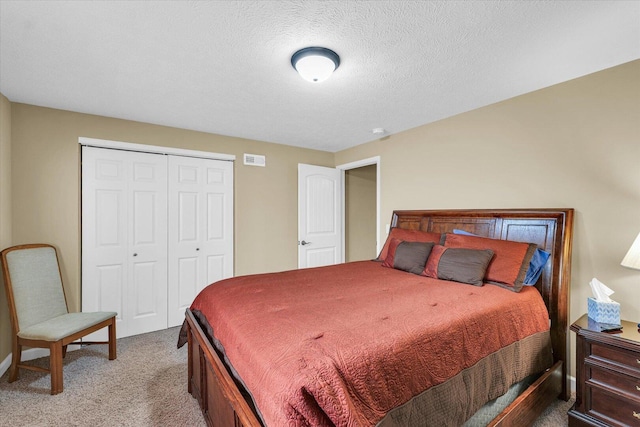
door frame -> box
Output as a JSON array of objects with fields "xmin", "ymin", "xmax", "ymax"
[
  {"xmin": 79, "ymin": 137, "xmax": 235, "ymax": 326},
  {"xmin": 78, "ymin": 137, "xmax": 235, "ymax": 161},
  {"xmin": 336, "ymin": 156, "xmax": 381, "ymax": 257}
]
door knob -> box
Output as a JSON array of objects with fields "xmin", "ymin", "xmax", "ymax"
[{"xmin": 300, "ymin": 240, "xmax": 311, "ymax": 246}]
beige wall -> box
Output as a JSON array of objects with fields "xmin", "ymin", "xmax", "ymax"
[
  {"xmin": 0, "ymin": 94, "xmax": 12, "ymax": 360},
  {"xmin": 2, "ymin": 60, "xmax": 638, "ymax": 376},
  {"xmin": 2, "ymin": 104, "xmax": 332, "ymax": 363},
  {"xmin": 345, "ymin": 165, "xmax": 377, "ymax": 261},
  {"xmin": 336, "ymin": 60, "xmax": 640, "ymax": 376}
]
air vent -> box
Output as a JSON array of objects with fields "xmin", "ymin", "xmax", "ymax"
[{"xmin": 243, "ymin": 153, "xmax": 266, "ymax": 167}]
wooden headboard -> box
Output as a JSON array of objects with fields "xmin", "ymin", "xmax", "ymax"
[{"xmin": 391, "ymin": 208, "xmax": 574, "ymax": 399}]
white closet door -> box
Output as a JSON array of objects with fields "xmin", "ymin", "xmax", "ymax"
[
  {"xmin": 167, "ymin": 156, "xmax": 233, "ymax": 327},
  {"xmin": 82, "ymin": 146, "xmax": 168, "ymax": 338}
]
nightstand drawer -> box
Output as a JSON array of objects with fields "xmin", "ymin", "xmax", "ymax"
[
  {"xmin": 592, "ymin": 342, "xmax": 640, "ymax": 373},
  {"xmin": 589, "ymin": 367, "xmax": 640, "ymax": 400},
  {"xmin": 589, "ymin": 387, "xmax": 640, "ymax": 426},
  {"xmin": 571, "ymin": 315, "xmax": 640, "ymax": 426}
]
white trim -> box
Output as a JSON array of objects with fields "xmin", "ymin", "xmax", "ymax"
[
  {"xmin": 79, "ymin": 137, "xmax": 235, "ymax": 161},
  {"xmin": 337, "ymin": 171, "xmax": 346, "ymax": 264},
  {"xmin": 0, "ymin": 353, "xmax": 10, "ymax": 377},
  {"xmin": 336, "ymin": 156, "xmax": 381, "ymax": 254},
  {"xmin": 0, "ymin": 347, "xmax": 82, "ymax": 378},
  {"xmin": 569, "ymin": 375, "xmax": 576, "ymax": 393}
]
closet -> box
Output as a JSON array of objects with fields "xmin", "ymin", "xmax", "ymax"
[{"xmin": 81, "ymin": 142, "xmax": 233, "ymax": 339}]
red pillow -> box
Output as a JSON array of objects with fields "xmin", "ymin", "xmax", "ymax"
[
  {"xmin": 382, "ymin": 238, "xmax": 403, "ymax": 267},
  {"xmin": 377, "ymin": 228, "xmax": 442, "ymax": 261},
  {"xmin": 443, "ymin": 233, "xmax": 536, "ymax": 292}
]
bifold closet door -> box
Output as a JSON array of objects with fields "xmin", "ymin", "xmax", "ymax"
[
  {"xmin": 167, "ymin": 155, "xmax": 234, "ymax": 327},
  {"xmin": 82, "ymin": 146, "xmax": 168, "ymax": 339}
]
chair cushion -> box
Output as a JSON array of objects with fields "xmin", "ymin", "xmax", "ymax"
[{"xmin": 17, "ymin": 312, "xmax": 117, "ymax": 341}]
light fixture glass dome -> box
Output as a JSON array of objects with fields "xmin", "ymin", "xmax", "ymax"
[{"xmin": 291, "ymin": 47, "xmax": 340, "ymax": 83}]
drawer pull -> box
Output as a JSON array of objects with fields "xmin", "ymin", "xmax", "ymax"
[
  {"xmin": 634, "ymin": 411, "xmax": 640, "ymax": 420},
  {"xmin": 637, "ymin": 385, "xmax": 640, "ymax": 391}
]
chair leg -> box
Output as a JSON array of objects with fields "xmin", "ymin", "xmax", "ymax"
[
  {"xmin": 62, "ymin": 345, "xmax": 68, "ymax": 358},
  {"xmin": 108, "ymin": 319, "xmax": 117, "ymax": 360},
  {"xmin": 49, "ymin": 341, "xmax": 64, "ymax": 395},
  {"xmin": 8, "ymin": 338, "xmax": 21, "ymax": 383}
]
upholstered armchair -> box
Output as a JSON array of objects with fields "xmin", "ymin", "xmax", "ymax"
[{"xmin": 1, "ymin": 244, "xmax": 117, "ymax": 394}]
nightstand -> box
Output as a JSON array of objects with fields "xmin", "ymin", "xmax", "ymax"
[{"xmin": 568, "ymin": 314, "xmax": 640, "ymax": 426}]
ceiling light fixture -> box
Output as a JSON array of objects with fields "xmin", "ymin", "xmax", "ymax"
[{"xmin": 291, "ymin": 47, "xmax": 340, "ymax": 83}]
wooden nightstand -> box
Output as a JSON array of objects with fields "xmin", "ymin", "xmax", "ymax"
[{"xmin": 568, "ymin": 314, "xmax": 640, "ymax": 426}]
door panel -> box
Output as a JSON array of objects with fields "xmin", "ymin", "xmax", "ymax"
[
  {"xmin": 304, "ymin": 247, "xmax": 336, "ymax": 268},
  {"xmin": 298, "ymin": 164, "xmax": 343, "ymax": 268},
  {"xmin": 168, "ymin": 156, "xmax": 233, "ymax": 327},
  {"xmin": 179, "ymin": 192, "xmax": 199, "ymax": 241},
  {"xmin": 83, "ymin": 146, "xmax": 233, "ymax": 336},
  {"xmin": 133, "ymin": 261, "xmax": 156, "ymax": 316},
  {"xmin": 178, "ymin": 257, "xmax": 199, "ymax": 307},
  {"xmin": 83, "ymin": 148, "xmax": 128, "ymax": 339},
  {"xmin": 207, "ymin": 193, "xmax": 225, "ymax": 239},
  {"xmin": 82, "ymin": 146, "xmax": 168, "ymax": 339},
  {"xmin": 207, "ymin": 255, "xmax": 225, "ymax": 284},
  {"xmin": 132, "ymin": 191, "xmax": 156, "ymax": 244},
  {"xmin": 126, "ymin": 152, "xmax": 168, "ymax": 336},
  {"xmin": 96, "ymin": 190, "xmax": 122, "ymax": 246},
  {"xmin": 96, "ymin": 264, "xmax": 123, "ymax": 324}
]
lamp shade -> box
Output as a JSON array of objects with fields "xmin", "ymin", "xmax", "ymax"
[
  {"xmin": 621, "ymin": 231, "xmax": 640, "ymax": 270},
  {"xmin": 291, "ymin": 47, "xmax": 340, "ymax": 83}
]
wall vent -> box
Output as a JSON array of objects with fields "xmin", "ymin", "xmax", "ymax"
[{"xmin": 243, "ymin": 153, "xmax": 266, "ymax": 167}]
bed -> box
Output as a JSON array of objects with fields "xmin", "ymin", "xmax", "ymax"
[{"xmin": 179, "ymin": 208, "xmax": 574, "ymax": 426}]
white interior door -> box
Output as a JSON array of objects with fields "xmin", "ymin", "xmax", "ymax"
[
  {"xmin": 298, "ymin": 164, "xmax": 343, "ymax": 268},
  {"xmin": 167, "ymin": 156, "xmax": 233, "ymax": 327},
  {"xmin": 82, "ymin": 146, "xmax": 168, "ymax": 339}
]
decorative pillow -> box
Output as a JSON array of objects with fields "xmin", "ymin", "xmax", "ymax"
[
  {"xmin": 452, "ymin": 229, "xmax": 550, "ymax": 287},
  {"xmin": 421, "ymin": 245, "xmax": 494, "ymax": 286},
  {"xmin": 444, "ymin": 233, "xmax": 537, "ymax": 292},
  {"xmin": 377, "ymin": 228, "xmax": 442, "ymax": 261},
  {"xmin": 382, "ymin": 239, "xmax": 434, "ymax": 275}
]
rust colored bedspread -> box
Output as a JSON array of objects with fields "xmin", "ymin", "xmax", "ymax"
[{"xmin": 188, "ymin": 261, "xmax": 552, "ymax": 426}]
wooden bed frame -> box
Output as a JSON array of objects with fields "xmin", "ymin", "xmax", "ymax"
[{"xmin": 184, "ymin": 208, "xmax": 574, "ymax": 426}]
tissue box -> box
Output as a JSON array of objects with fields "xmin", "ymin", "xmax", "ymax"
[{"xmin": 587, "ymin": 297, "xmax": 620, "ymax": 324}]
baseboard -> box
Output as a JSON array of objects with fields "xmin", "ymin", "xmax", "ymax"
[
  {"xmin": 569, "ymin": 375, "xmax": 576, "ymax": 393},
  {"xmin": 0, "ymin": 346, "xmax": 80, "ymax": 378},
  {"xmin": 0, "ymin": 353, "xmax": 12, "ymax": 377}
]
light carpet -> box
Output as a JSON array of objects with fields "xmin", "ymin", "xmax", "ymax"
[{"xmin": 0, "ymin": 326, "xmax": 573, "ymax": 426}]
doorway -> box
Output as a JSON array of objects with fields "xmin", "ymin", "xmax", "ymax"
[
  {"xmin": 344, "ymin": 165, "xmax": 377, "ymax": 261},
  {"xmin": 337, "ymin": 156, "xmax": 380, "ymax": 263},
  {"xmin": 297, "ymin": 157, "xmax": 380, "ymax": 267}
]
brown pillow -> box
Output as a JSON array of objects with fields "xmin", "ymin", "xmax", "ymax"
[
  {"xmin": 443, "ymin": 233, "xmax": 536, "ymax": 292},
  {"xmin": 382, "ymin": 239, "xmax": 434, "ymax": 275},
  {"xmin": 377, "ymin": 228, "xmax": 442, "ymax": 261},
  {"xmin": 422, "ymin": 245, "xmax": 494, "ymax": 286}
]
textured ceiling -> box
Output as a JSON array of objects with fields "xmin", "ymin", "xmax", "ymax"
[{"xmin": 1, "ymin": 1, "xmax": 639, "ymax": 152}]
